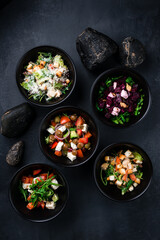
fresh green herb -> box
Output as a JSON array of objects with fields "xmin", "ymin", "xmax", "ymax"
[
  {"xmin": 19, "ymin": 181, "xmax": 28, "ymax": 201},
  {"xmin": 62, "ymin": 81, "xmax": 72, "ymax": 94},
  {"xmin": 105, "ymin": 76, "xmax": 122, "ymax": 87},
  {"xmin": 134, "ymin": 94, "xmax": 144, "ymax": 116},
  {"xmin": 126, "ymin": 76, "xmax": 135, "ymax": 86},
  {"xmin": 121, "ymin": 180, "xmax": 133, "ymax": 195},
  {"xmin": 100, "ymin": 168, "xmax": 108, "ymax": 186},
  {"xmin": 135, "ymin": 170, "xmax": 143, "ymax": 179},
  {"xmin": 54, "ymin": 82, "xmax": 63, "ymax": 89},
  {"xmin": 98, "ymin": 86, "xmax": 105, "ymax": 97},
  {"xmin": 111, "ymin": 112, "xmax": 130, "ymax": 125},
  {"xmin": 96, "ymin": 102, "xmax": 103, "ymax": 112}
]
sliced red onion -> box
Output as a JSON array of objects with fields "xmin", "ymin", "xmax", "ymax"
[{"xmin": 55, "ymin": 128, "xmax": 70, "ymax": 141}]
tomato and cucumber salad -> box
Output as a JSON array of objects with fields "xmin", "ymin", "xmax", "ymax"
[{"xmin": 45, "ymin": 114, "xmax": 92, "ymax": 161}]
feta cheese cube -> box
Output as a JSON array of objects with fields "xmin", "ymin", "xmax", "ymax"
[
  {"xmin": 109, "ymin": 175, "xmax": 115, "ymax": 181},
  {"xmin": 133, "ymin": 167, "xmax": 137, "ymax": 172},
  {"xmin": 121, "ymin": 90, "xmax": 128, "ymax": 99},
  {"xmin": 67, "ymin": 152, "xmax": 77, "ymax": 161},
  {"xmin": 47, "ymin": 127, "xmax": 55, "ymax": 134},
  {"xmin": 22, "ymin": 183, "xmax": 31, "ymax": 190},
  {"xmin": 108, "ymin": 92, "xmax": 115, "ymax": 98},
  {"xmin": 46, "ymin": 201, "xmax": 56, "ymax": 210},
  {"xmin": 51, "ymin": 179, "xmax": 59, "ymax": 190},
  {"xmin": 125, "ymin": 150, "xmax": 132, "ymax": 157},
  {"xmin": 55, "ymin": 141, "xmax": 64, "ymax": 151},
  {"xmin": 133, "ymin": 182, "xmax": 138, "ymax": 187},
  {"xmin": 82, "ymin": 124, "xmax": 88, "ymax": 133},
  {"xmin": 129, "ymin": 185, "xmax": 134, "ymax": 191},
  {"xmin": 58, "ymin": 125, "xmax": 66, "ymax": 132},
  {"xmin": 111, "ymin": 107, "xmax": 120, "ymax": 116},
  {"xmin": 71, "ymin": 142, "xmax": 77, "ymax": 150},
  {"xmin": 115, "ymin": 180, "xmax": 122, "ymax": 186},
  {"xmin": 113, "ymin": 82, "xmax": 117, "ymax": 90}
]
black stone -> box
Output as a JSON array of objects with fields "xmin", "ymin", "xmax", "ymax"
[
  {"xmin": 1, "ymin": 103, "xmax": 35, "ymax": 138},
  {"xmin": 6, "ymin": 141, "xmax": 24, "ymax": 166},
  {"xmin": 76, "ymin": 28, "xmax": 118, "ymax": 71},
  {"xmin": 119, "ymin": 37, "xmax": 146, "ymax": 68}
]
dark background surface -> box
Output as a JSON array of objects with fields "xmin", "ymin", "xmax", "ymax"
[{"xmin": 0, "ymin": 0, "xmax": 160, "ymax": 239}]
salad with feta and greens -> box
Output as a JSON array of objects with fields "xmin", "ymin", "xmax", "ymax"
[
  {"xmin": 100, "ymin": 149, "xmax": 143, "ymax": 195},
  {"xmin": 96, "ymin": 75, "xmax": 144, "ymax": 125},
  {"xmin": 19, "ymin": 169, "xmax": 62, "ymax": 210},
  {"xmin": 45, "ymin": 113, "xmax": 92, "ymax": 161},
  {"xmin": 21, "ymin": 52, "xmax": 72, "ymax": 102}
]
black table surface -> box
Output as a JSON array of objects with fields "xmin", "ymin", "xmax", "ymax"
[{"xmin": 0, "ymin": 0, "xmax": 160, "ymax": 239}]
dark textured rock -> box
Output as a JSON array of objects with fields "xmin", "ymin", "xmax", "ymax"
[
  {"xmin": 76, "ymin": 27, "xmax": 118, "ymax": 71},
  {"xmin": 1, "ymin": 103, "xmax": 35, "ymax": 138},
  {"xmin": 6, "ymin": 141, "xmax": 24, "ymax": 166},
  {"xmin": 119, "ymin": 37, "xmax": 146, "ymax": 68}
]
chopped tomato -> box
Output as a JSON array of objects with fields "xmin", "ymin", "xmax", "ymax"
[
  {"xmin": 78, "ymin": 137, "xmax": 88, "ymax": 144},
  {"xmin": 75, "ymin": 116, "xmax": 84, "ymax": 126},
  {"xmin": 51, "ymin": 120, "xmax": 56, "ymax": 127},
  {"xmin": 29, "ymin": 177, "xmax": 33, "ymax": 184},
  {"xmin": 77, "ymin": 129, "xmax": 82, "ymax": 136},
  {"xmin": 33, "ymin": 169, "xmax": 42, "ymax": 176},
  {"xmin": 22, "ymin": 176, "xmax": 30, "ymax": 183},
  {"xmin": 26, "ymin": 202, "xmax": 34, "ymax": 210},
  {"xmin": 60, "ymin": 116, "xmax": 70, "ymax": 125},
  {"xmin": 116, "ymin": 157, "xmax": 121, "ymax": 164},
  {"xmin": 77, "ymin": 149, "xmax": 84, "ymax": 158},
  {"xmin": 40, "ymin": 201, "xmax": 45, "ymax": 209},
  {"xmin": 51, "ymin": 141, "xmax": 58, "ymax": 149},
  {"xmin": 48, "ymin": 173, "xmax": 54, "ymax": 178},
  {"xmin": 27, "ymin": 195, "xmax": 31, "ymax": 201},
  {"xmin": 84, "ymin": 132, "xmax": 92, "ymax": 139},
  {"xmin": 130, "ymin": 174, "xmax": 136, "ymax": 181},
  {"xmin": 55, "ymin": 150, "xmax": 62, "ymax": 157},
  {"xmin": 40, "ymin": 173, "xmax": 48, "ymax": 180}
]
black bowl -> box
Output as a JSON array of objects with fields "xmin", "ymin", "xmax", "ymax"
[
  {"xmin": 94, "ymin": 143, "xmax": 153, "ymax": 202},
  {"xmin": 16, "ymin": 46, "xmax": 76, "ymax": 107},
  {"xmin": 9, "ymin": 163, "xmax": 69, "ymax": 222},
  {"xmin": 91, "ymin": 67, "xmax": 151, "ymax": 127},
  {"xmin": 39, "ymin": 106, "xmax": 99, "ymax": 167}
]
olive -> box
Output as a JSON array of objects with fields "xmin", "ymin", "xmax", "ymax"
[
  {"xmin": 70, "ymin": 114, "xmax": 77, "ymax": 121},
  {"xmin": 55, "ymin": 129, "xmax": 63, "ymax": 137},
  {"xmin": 65, "ymin": 122, "xmax": 73, "ymax": 128},
  {"xmin": 85, "ymin": 142, "xmax": 91, "ymax": 149},
  {"xmin": 54, "ymin": 116, "xmax": 60, "ymax": 123},
  {"xmin": 73, "ymin": 139, "xmax": 78, "ymax": 144},
  {"xmin": 49, "ymin": 134, "xmax": 55, "ymax": 143},
  {"xmin": 77, "ymin": 142, "xmax": 84, "ymax": 149},
  {"xmin": 62, "ymin": 143, "xmax": 69, "ymax": 151},
  {"xmin": 72, "ymin": 150, "xmax": 77, "ymax": 156}
]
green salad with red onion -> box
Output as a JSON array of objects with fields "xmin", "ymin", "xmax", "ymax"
[{"xmin": 96, "ymin": 76, "xmax": 144, "ymax": 125}]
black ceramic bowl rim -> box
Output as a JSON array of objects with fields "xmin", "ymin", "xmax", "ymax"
[
  {"xmin": 39, "ymin": 106, "xmax": 99, "ymax": 167},
  {"xmin": 90, "ymin": 67, "xmax": 151, "ymax": 128},
  {"xmin": 94, "ymin": 142, "xmax": 153, "ymax": 202},
  {"xmin": 9, "ymin": 163, "xmax": 69, "ymax": 222},
  {"xmin": 16, "ymin": 45, "xmax": 76, "ymax": 107}
]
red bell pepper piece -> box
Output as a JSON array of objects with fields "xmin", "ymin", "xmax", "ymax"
[
  {"xmin": 75, "ymin": 116, "xmax": 84, "ymax": 126},
  {"xmin": 77, "ymin": 149, "xmax": 84, "ymax": 158},
  {"xmin": 26, "ymin": 202, "xmax": 34, "ymax": 210},
  {"xmin": 84, "ymin": 132, "xmax": 92, "ymax": 139},
  {"xmin": 78, "ymin": 137, "xmax": 88, "ymax": 144},
  {"xmin": 55, "ymin": 150, "xmax": 62, "ymax": 157},
  {"xmin": 33, "ymin": 169, "xmax": 42, "ymax": 176},
  {"xmin": 51, "ymin": 141, "xmax": 58, "ymax": 149},
  {"xmin": 48, "ymin": 173, "xmax": 54, "ymax": 179},
  {"xmin": 60, "ymin": 116, "xmax": 70, "ymax": 125},
  {"xmin": 77, "ymin": 129, "xmax": 82, "ymax": 136}
]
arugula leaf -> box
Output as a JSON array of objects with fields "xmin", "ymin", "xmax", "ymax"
[
  {"xmin": 96, "ymin": 102, "xmax": 103, "ymax": 112},
  {"xmin": 111, "ymin": 112, "xmax": 130, "ymax": 125},
  {"xmin": 105, "ymin": 76, "xmax": 122, "ymax": 87}
]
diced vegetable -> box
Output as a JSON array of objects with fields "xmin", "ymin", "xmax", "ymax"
[
  {"xmin": 60, "ymin": 116, "xmax": 70, "ymax": 125},
  {"xmin": 33, "ymin": 169, "xmax": 42, "ymax": 176}
]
